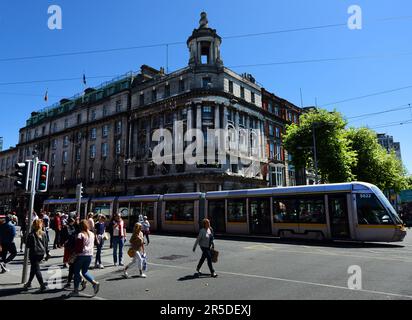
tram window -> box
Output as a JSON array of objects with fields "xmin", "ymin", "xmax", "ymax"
[
  {"xmin": 118, "ymin": 206, "xmax": 129, "ymax": 219},
  {"xmin": 142, "ymin": 203, "xmax": 154, "ymax": 220},
  {"xmin": 208, "ymin": 200, "xmax": 225, "ymax": 227},
  {"xmin": 298, "ymin": 198, "xmax": 325, "ymax": 224},
  {"xmin": 357, "ymin": 194, "xmax": 393, "ymax": 225},
  {"xmin": 273, "ymin": 199, "xmax": 298, "ymax": 223},
  {"xmin": 165, "ymin": 201, "xmax": 194, "ymax": 221},
  {"xmin": 93, "ymin": 203, "xmax": 111, "ymax": 218},
  {"xmin": 273, "ymin": 196, "xmax": 325, "ymax": 223},
  {"xmin": 227, "ymin": 199, "xmax": 247, "ymax": 222}
]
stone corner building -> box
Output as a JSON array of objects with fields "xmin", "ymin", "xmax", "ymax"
[{"xmin": 0, "ymin": 12, "xmax": 303, "ymax": 213}]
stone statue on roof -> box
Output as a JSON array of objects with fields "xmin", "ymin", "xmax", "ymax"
[{"xmin": 199, "ymin": 12, "xmax": 208, "ymax": 29}]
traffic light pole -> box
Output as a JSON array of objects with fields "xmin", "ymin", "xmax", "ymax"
[
  {"xmin": 21, "ymin": 155, "xmax": 38, "ymax": 284},
  {"xmin": 76, "ymin": 183, "xmax": 83, "ymax": 219}
]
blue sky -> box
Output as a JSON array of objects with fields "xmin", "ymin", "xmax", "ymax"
[{"xmin": 0, "ymin": 0, "xmax": 411, "ymax": 172}]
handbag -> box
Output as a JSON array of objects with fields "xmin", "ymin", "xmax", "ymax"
[
  {"xmin": 127, "ymin": 247, "xmax": 136, "ymax": 258},
  {"xmin": 211, "ymin": 248, "xmax": 219, "ymax": 263},
  {"xmin": 102, "ymin": 232, "xmax": 110, "ymax": 241}
]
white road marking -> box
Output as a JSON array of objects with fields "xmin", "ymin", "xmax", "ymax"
[
  {"xmin": 243, "ymin": 245, "xmax": 412, "ymax": 263},
  {"xmin": 148, "ymin": 261, "xmax": 412, "ymax": 299}
]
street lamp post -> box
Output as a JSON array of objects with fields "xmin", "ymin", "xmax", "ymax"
[{"xmin": 312, "ymin": 123, "xmax": 319, "ymax": 184}]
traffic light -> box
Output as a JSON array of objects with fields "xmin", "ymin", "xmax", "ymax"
[
  {"xmin": 14, "ymin": 160, "xmax": 32, "ymax": 191},
  {"xmin": 76, "ymin": 183, "xmax": 84, "ymax": 199},
  {"xmin": 36, "ymin": 162, "xmax": 49, "ymax": 192}
]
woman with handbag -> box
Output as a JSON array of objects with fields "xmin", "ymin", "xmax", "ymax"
[
  {"xmin": 23, "ymin": 219, "xmax": 49, "ymax": 292},
  {"xmin": 193, "ymin": 218, "xmax": 218, "ymax": 278},
  {"xmin": 123, "ymin": 223, "xmax": 146, "ymax": 279}
]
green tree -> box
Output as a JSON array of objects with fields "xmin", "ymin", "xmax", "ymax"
[
  {"xmin": 345, "ymin": 127, "xmax": 407, "ymax": 192},
  {"xmin": 283, "ymin": 109, "xmax": 356, "ymax": 183}
]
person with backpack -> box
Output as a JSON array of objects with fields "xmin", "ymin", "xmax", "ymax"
[
  {"xmin": 23, "ymin": 219, "xmax": 50, "ymax": 292},
  {"xmin": 123, "ymin": 222, "xmax": 146, "ymax": 279},
  {"xmin": 61, "ymin": 218, "xmax": 76, "ymax": 268},
  {"xmin": 71, "ymin": 220, "xmax": 100, "ymax": 297},
  {"xmin": 193, "ymin": 218, "xmax": 218, "ymax": 278}
]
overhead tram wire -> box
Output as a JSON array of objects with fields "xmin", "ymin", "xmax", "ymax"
[
  {"xmin": 0, "ymin": 15, "xmax": 411, "ymax": 63},
  {"xmin": 370, "ymin": 119, "xmax": 412, "ymax": 129},
  {"xmin": 320, "ymin": 85, "xmax": 412, "ymax": 107},
  {"xmin": 0, "ymin": 75, "xmax": 116, "ymax": 86},
  {"xmin": 346, "ymin": 103, "xmax": 412, "ymax": 121}
]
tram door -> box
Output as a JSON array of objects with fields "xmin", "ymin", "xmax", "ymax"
[
  {"xmin": 249, "ymin": 198, "xmax": 271, "ymax": 234},
  {"xmin": 328, "ymin": 194, "xmax": 350, "ymax": 239},
  {"xmin": 208, "ymin": 200, "xmax": 226, "ymax": 233}
]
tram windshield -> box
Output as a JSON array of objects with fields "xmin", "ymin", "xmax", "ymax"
[{"xmin": 370, "ymin": 185, "xmax": 403, "ymax": 224}]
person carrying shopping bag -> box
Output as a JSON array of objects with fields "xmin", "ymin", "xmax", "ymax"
[
  {"xmin": 123, "ymin": 223, "xmax": 146, "ymax": 279},
  {"xmin": 193, "ymin": 218, "xmax": 218, "ymax": 278}
]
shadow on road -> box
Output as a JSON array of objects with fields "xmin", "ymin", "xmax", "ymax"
[
  {"xmin": 0, "ymin": 287, "xmax": 25, "ymax": 297},
  {"xmin": 178, "ymin": 273, "xmax": 211, "ymax": 281}
]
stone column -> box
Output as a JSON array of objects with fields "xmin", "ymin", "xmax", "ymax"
[
  {"xmin": 214, "ymin": 104, "xmax": 220, "ymax": 129},
  {"xmin": 187, "ymin": 105, "xmax": 193, "ymax": 130},
  {"xmin": 196, "ymin": 104, "xmax": 202, "ymax": 130}
]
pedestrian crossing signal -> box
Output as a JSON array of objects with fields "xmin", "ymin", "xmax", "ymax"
[{"xmin": 36, "ymin": 162, "xmax": 49, "ymax": 192}]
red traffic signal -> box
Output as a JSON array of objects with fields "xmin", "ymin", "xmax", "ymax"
[{"xmin": 36, "ymin": 162, "xmax": 49, "ymax": 192}]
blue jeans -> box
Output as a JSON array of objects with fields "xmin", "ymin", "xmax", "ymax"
[
  {"xmin": 112, "ymin": 236, "xmax": 124, "ymax": 264},
  {"xmin": 73, "ymin": 256, "xmax": 94, "ymax": 290},
  {"xmin": 95, "ymin": 238, "xmax": 105, "ymax": 266}
]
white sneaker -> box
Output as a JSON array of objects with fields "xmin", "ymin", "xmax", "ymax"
[
  {"xmin": 99, "ymin": 264, "xmax": 105, "ymax": 269},
  {"xmin": 140, "ymin": 273, "xmax": 147, "ymax": 278},
  {"xmin": 123, "ymin": 271, "xmax": 130, "ymax": 279}
]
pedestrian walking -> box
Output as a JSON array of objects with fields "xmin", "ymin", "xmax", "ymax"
[
  {"xmin": 71, "ymin": 220, "xmax": 100, "ymax": 297},
  {"xmin": 20, "ymin": 214, "xmax": 27, "ymax": 253},
  {"xmin": 10, "ymin": 212, "xmax": 18, "ymax": 226},
  {"xmin": 53, "ymin": 212, "xmax": 62, "ymax": 249},
  {"xmin": 23, "ymin": 219, "xmax": 50, "ymax": 292},
  {"xmin": 123, "ymin": 223, "xmax": 146, "ymax": 278},
  {"xmin": 42, "ymin": 212, "xmax": 50, "ymax": 243},
  {"xmin": 112, "ymin": 213, "xmax": 126, "ymax": 266},
  {"xmin": 87, "ymin": 213, "xmax": 95, "ymax": 232},
  {"xmin": 142, "ymin": 216, "xmax": 150, "ymax": 245},
  {"xmin": 193, "ymin": 218, "xmax": 217, "ymax": 278},
  {"xmin": 94, "ymin": 215, "xmax": 106, "ymax": 269},
  {"xmin": 61, "ymin": 218, "xmax": 76, "ymax": 268},
  {"xmin": 0, "ymin": 215, "xmax": 17, "ymax": 273}
]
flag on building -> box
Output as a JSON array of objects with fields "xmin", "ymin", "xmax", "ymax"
[
  {"xmin": 83, "ymin": 73, "xmax": 87, "ymax": 85},
  {"xmin": 44, "ymin": 90, "xmax": 48, "ymax": 102}
]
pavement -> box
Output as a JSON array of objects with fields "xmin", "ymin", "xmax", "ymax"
[{"xmin": 1, "ymin": 228, "xmax": 412, "ymax": 300}]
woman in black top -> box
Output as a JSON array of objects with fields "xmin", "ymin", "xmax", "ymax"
[{"xmin": 23, "ymin": 219, "xmax": 49, "ymax": 292}]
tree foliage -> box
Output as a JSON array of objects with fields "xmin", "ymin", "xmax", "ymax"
[
  {"xmin": 283, "ymin": 108, "xmax": 408, "ymax": 192},
  {"xmin": 346, "ymin": 127, "xmax": 408, "ymax": 192},
  {"xmin": 283, "ymin": 109, "xmax": 356, "ymax": 183}
]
